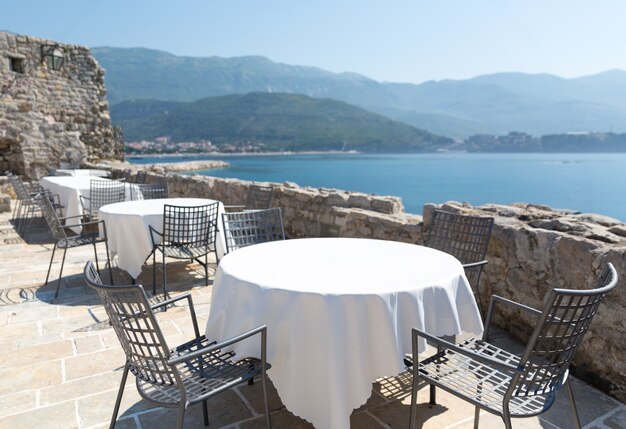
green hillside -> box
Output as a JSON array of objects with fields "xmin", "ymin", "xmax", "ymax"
[{"xmin": 111, "ymin": 93, "xmax": 453, "ymax": 152}]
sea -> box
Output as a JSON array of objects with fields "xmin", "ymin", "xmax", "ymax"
[{"xmin": 130, "ymin": 152, "xmax": 626, "ymax": 221}]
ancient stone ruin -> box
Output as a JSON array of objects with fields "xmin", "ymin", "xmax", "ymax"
[{"xmin": 0, "ymin": 31, "xmax": 123, "ymax": 180}]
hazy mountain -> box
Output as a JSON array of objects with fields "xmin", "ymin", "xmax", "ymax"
[
  {"xmin": 111, "ymin": 92, "xmax": 453, "ymax": 152},
  {"xmin": 93, "ymin": 47, "xmax": 626, "ymax": 138}
]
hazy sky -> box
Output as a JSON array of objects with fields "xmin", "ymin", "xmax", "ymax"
[{"xmin": 3, "ymin": 1, "xmax": 625, "ymax": 84}]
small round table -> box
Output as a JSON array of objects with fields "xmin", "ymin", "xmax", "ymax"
[{"xmin": 206, "ymin": 237, "xmax": 483, "ymax": 429}]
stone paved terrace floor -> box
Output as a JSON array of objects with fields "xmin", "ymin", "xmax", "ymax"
[{"xmin": 0, "ymin": 202, "xmax": 624, "ymax": 429}]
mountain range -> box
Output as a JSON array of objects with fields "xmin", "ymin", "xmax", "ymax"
[
  {"xmin": 93, "ymin": 47, "xmax": 626, "ymax": 138},
  {"xmin": 111, "ymin": 93, "xmax": 452, "ymax": 152}
]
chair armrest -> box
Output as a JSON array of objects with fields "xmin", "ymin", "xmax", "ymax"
[
  {"xmin": 148, "ymin": 225, "xmax": 163, "ymax": 247},
  {"xmin": 483, "ymin": 295, "xmax": 542, "ymax": 340},
  {"xmin": 463, "ymin": 260, "xmax": 488, "ymax": 269},
  {"xmin": 412, "ymin": 328, "xmax": 521, "ymax": 373},
  {"xmin": 152, "ymin": 293, "xmax": 201, "ymax": 339},
  {"xmin": 168, "ymin": 325, "xmax": 267, "ymax": 365},
  {"xmin": 59, "ymin": 214, "xmax": 87, "ymax": 221}
]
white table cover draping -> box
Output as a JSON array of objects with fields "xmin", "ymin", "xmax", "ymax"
[
  {"xmin": 54, "ymin": 169, "xmax": 110, "ymax": 177},
  {"xmin": 206, "ymin": 237, "xmax": 483, "ymax": 429},
  {"xmin": 99, "ymin": 198, "xmax": 226, "ymax": 279},
  {"xmin": 40, "ymin": 175, "xmax": 121, "ymax": 233}
]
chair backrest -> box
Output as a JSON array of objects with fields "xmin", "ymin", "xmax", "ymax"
[
  {"xmin": 427, "ymin": 210, "xmax": 494, "ymax": 287},
  {"xmin": 8, "ymin": 174, "xmax": 33, "ymax": 203},
  {"xmin": 245, "ymin": 184, "xmax": 274, "ymax": 210},
  {"xmin": 163, "ymin": 203, "xmax": 219, "ymax": 248},
  {"xmin": 35, "ymin": 194, "xmax": 67, "ymax": 242},
  {"xmin": 509, "ymin": 263, "xmax": 618, "ymax": 398},
  {"xmin": 132, "ymin": 182, "xmax": 169, "ymax": 200},
  {"xmin": 89, "ymin": 180, "xmax": 126, "ymax": 215},
  {"xmin": 134, "ymin": 171, "xmax": 148, "ymax": 184},
  {"xmin": 83, "ymin": 261, "xmax": 178, "ymax": 385},
  {"xmin": 222, "ymin": 207, "xmax": 285, "ymax": 254}
]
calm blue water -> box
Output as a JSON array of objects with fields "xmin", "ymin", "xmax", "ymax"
[{"xmin": 130, "ymin": 153, "xmax": 626, "ymax": 220}]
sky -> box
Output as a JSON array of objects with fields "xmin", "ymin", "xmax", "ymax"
[{"xmin": 2, "ymin": 1, "xmax": 626, "ymax": 84}]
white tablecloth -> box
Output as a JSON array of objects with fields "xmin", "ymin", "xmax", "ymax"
[
  {"xmin": 206, "ymin": 237, "xmax": 483, "ymax": 429},
  {"xmin": 40, "ymin": 176, "xmax": 116, "ymax": 233},
  {"xmin": 54, "ymin": 169, "xmax": 110, "ymax": 177},
  {"xmin": 99, "ymin": 198, "xmax": 226, "ymax": 279}
]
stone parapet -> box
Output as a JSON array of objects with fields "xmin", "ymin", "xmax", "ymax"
[{"xmin": 424, "ymin": 201, "xmax": 626, "ymax": 401}]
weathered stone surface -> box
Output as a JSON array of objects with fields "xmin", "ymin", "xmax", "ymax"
[
  {"xmin": 424, "ymin": 201, "xmax": 626, "ymax": 401},
  {"xmin": 0, "ymin": 31, "xmax": 123, "ymax": 180}
]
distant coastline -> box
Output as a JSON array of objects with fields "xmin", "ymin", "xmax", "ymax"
[{"xmin": 126, "ymin": 150, "xmax": 360, "ymax": 159}]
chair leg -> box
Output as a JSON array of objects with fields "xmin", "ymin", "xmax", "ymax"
[
  {"xmin": 262, "ymin": 374, "xmax": 272, "ymax": 429},
  {"xmin": 565, "ymin": 378, "xmax": 582, "ymax": 429},
  {"xmin": 202, "ymin": 400, "xmax": 209, "ymax": 426},
  {"xmin": 175, "ymin": 401, "xmax": 186, "ymax": 429},
  {"xmin": 152, "ymin": 249, "xmax": 157, "ymax": 295},
  {"xmin": 55, "ymin": 247, "xmax": 68, "ymax": 298},
  {"xmin": 501, "ymin": 408, "xmax": 513, "ymax": 429},
  {"xmin": 93, "ymin": 242, "xmax": 101, "ymax": 275},
  {"xmin": 45, "ymin": 243, "xmax": 58, "ymax": 285},
  {"xmin": 162, "ymin": 252, "xmax": 168, "ymax": 299},
  {"xmin": 104, "ymin": 239, "xmax": 114, "ymax": 285},
  {"xmin": 204, "ymin": 253, "xmax": 208, "ymax": 287},
  {"xmin": 109, "ymin": 363, "xmax": 130, "ymax": 429},
  {"xmin": 473, "ymin": 406, "xmax": 480, "ymax": 429}
]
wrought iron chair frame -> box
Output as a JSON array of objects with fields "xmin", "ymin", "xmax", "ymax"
[
  {"xmin": 6, "ymin": 172, "xmax": 61, "ymax": 237},
  {"xmin": 409, "ymin": 263, "xmax": 618, "ymax": 429},
  {"xmin": 134, "ymin": 170, "xmax": 149, "ymax": 184},
  {"xmin": 225, "ymin": 184, "xmax": 274, "ymax": 211},
  {"xmin": 36, "ymin": 195, "xmax": 113, "ymax": 297},
  {"xmin": 222, "ymin": 208, "xmax": 285, "ymax": 255},
  {"xmin": 83, "ymin": 261, "xmax": 272, "ymax": 429},
  {"xmin": 149, "ymin": 203, "xmax": 219, "ymax": 295},
  {"xmin": 80, "ymin": 179, "xmax": 126, "ymax": 220},
  {"xmin": 131, "ymin": 182, "xmax": 169, "ymax": 200},
  {"xmin": 426, "ymin": 209, "xmax": 494, "ymax": 315}
]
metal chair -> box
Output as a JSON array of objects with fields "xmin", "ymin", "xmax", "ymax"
[
  {"xmin": 149, "ymin": 203, "xmax": 219, "ymax": 295},
  {"xmin": 408, "ymin": 263, "xmax": 618, "ymax": 429},
  {"xmin": 36, "ymin": 195, "xmax": 112, "ymax": 298},
  {"xmin": 134, "ymin": 170, "xmax": 149, "ymax": 184},
  {"xmin": 222, "ymin": 208, "xmax": 285, "ymax": 255},
  {"xmin": 226, "ymin": 184, "xmax": 274, "ymax": 211},
  {"xmin": 83, "ymin": 261, "xmax": 272, "ymax": 429},
  {"xmin": 80, "ymin": 179, "xmax": 126, "ymax": 220},
  {"xmin": 131, "ymin": 182, "xmax": 169, "ymax": 200},
  {"xmin": 426, "ymin": 209, "xmax": 494, "ymax": 315},
  {"xmin": 6, "ymin": 172, "xmax": 61, "ymax": 237}
]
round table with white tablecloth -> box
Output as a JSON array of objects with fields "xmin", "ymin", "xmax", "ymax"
[
  {"xmin": 98, "ymin": 198, "xmax": 225, "ymax": 279},
  {"xmin": 206, "ymin": 237, "xmax": 484, "ymax": 429}
]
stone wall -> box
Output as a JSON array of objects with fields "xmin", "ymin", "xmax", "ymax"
[
  {"xmin": 0, "ymin": 32, "xmax": 123, "ymax": 180},
  {"xmin": 103, "ymin": 164, "xmax": 626, "ymax": 400}
]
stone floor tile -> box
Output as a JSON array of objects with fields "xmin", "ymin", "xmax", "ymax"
[
  {"xmin": 602, "ymin": 407, "xmax": 626, "ymax": 429},
  {"xmin": 39, "ymin": 371, "xmax": 124, "ymax": 407},
  {"xmin": 41, "ymin": 314, "xmax": 100, "ymax": 338},
  {"xmin": 0, "ymin": 359, "xmax": 63, "ymax": 396},
  {"xmin": 76, "ymin": 386, "xmax": 153, "ymax": 428},
  {"xmin": 87, "ymin": 417, "xmax": 138, "ymax": 429},
  {"xmin": 64, "ymin": 347, "xmax": 125, "ymax": 381},
  {"xmin": 235, "ymin": 378, "xmax": 284, "ymax": 414},
  {"xmin": 369, "ymin": 384, "xmax": 479, "ymax": 429},
  {"xmin": 240, "ymin": 408, "xmax": 314, "ymax": 429},
  {"xmin": 9, "ymin": 303, "xmax": 58, "ymax": 324},
  {"xmin": 0, "ymin": 320, "xmax": 40, "ymax": 342},
  {"xmin": 136, "ymin": 389, "xmax": 252, "ymax": 428},
  {"xmin": 0, "ymin": 338, "xmax": 73, "ymax": 369},
  {"xmin": 74, "ymin": 335, "xmax": 104, "ymax": 355},
  {"xmin": 0, "ymin": 391, "xmax": 36, "ymax": 418},
  {"xmin": 539, "ymin": 377, "xmax": 621, "ymax": 427},
  {"xmin": 0, "ymin": 398, "xmax": 77, "ymax": 429},
  {"xmin": 453, "ymin": 412, "xmax": 548, "ymax": 429}
]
